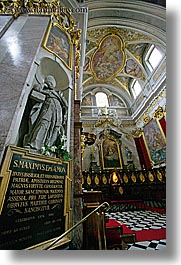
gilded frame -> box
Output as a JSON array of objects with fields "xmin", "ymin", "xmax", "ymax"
[
  {"xmin": 0, "ymin": 145, "xmax": 72, "ymax": 250},
  {"xmin": 101, "ymin": 137, "xmax": 123, "ymax": 170},
  {"xmin": 143, "ymin": 117, "xmax": 166, "ymax": 165},
  {"xmin": 42, "ymin": 21, "xmax": 73, "ymax": 70},
  {"xmin": 90, "ymin": 33, "xmax": 126, "ymax": 81}
]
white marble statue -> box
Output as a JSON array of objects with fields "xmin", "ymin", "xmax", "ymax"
[{"xmin": 23, "ymin": 75, "xmax": 67, "ymax": 152}]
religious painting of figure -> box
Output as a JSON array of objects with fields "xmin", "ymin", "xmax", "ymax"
[
  {"xmin": 143, "ymin": 118, "xmax": 166, "ymax": 164},
  {"xmin": 91, "ymin": 34, "xmax": 125, "ymax": 81},
  {"xmin": 124, "ymin": 58, "xmax": 143, "ymax": 78},
  {"xmin": 127, "ymin": 43, "xmax": 146, "ymax": 57},
  {"xmin": 43, "ymin": 22, "xmax": 72, "ymax": 69},
  {"xmin": 101, "ymin": 138, "xmax": 123, "ymax": 169}
]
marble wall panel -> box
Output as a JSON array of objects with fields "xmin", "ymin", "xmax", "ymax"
[
  {"xmin": 0, "ymin": 15, "xmax": 13, "ymax": 38},
  {"xmin": 0, "ymin": 15, "xmax": 50, "ymax": 162}
]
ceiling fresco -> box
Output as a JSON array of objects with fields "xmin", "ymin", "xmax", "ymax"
[
  {"xmin": 90, "ymin": 34, "xmax": 125, "ymax": 81},
  {"xmin": 83, "ymin": 27, "xmax": 154, "ymax": 93}
]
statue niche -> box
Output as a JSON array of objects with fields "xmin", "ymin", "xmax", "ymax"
[{"xmin": 19, "ymin": 75, "xmax": 68, "ymax": 154}]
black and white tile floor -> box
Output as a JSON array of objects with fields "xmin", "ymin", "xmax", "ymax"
[
  {"xmin": 126, "ymin": 239, "xmax": 166, "ymax": 250},
  {"xmin": 105, "ymin": 210, "xmax": 166, "ymax": 250}
]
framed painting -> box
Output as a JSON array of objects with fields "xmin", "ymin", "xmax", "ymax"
[
  {"xmin": 143, "ymin": 118, "xmax": 166, "ymax": 165},
  {"xmin": 101, "ymin": 137, "xmax": 123, "ymax": 170},
  {"xmin": 90, "ymin": 34, "xmax": 125, "ymax": 81},
  {"xmin": 42, "ymin": 22, "xmax": 72, "ymax": 70}
]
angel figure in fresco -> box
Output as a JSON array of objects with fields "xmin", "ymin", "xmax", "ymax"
[
  {"xmin": 47, "ymin": 33, "xmax": 68, "ymax": 60},
  {"xmin": 125, "ymin": 59, "xmax": 142, "ymax": 78},
  {"xmin": 92, "ymin": 36, "xmax": 124, "ymax": 80}
]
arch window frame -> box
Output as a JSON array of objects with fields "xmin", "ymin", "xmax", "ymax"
[
  {"xmin": 144, "ymin": 44, "xmax": 164, "ymax": 72},
  {"xmin": 95, "ymin": 92, "xmax": 109, "ymax": 108},
  {"xmin": 130, "ymin": 79, "xmax": 142, "ymax": 99}
]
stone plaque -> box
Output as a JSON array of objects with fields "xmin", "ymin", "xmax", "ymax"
[{"xmin": 0, "ymin": 146, "xmax": 72, "ymax": 250}]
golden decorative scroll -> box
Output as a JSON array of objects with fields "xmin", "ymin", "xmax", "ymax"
[{"xmin": 153, "ymin": 106, "xmax": 165, "ymax": 120}]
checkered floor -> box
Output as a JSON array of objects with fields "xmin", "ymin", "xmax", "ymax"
[
  {"xmin": 127, "ymin": 239, "xmax": 166, "ymax": 250},
  {"xmin": 105, "ymin": 210, "xmax": 166, "ymax": 250}
]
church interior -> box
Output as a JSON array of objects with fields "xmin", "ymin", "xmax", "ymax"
[{"xmin": 0, "ymin": 0, "xmax": 166, "ymax": 250}]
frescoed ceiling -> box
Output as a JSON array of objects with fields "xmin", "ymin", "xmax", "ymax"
[
  {"xmin": 81, "ymin": 0, "xmax": 166, "ymax": 122},
  {"xmin": 83, "ymin": 27, "xmax": 150, "ymax": 92}
]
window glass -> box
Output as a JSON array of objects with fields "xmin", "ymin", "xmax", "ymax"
[
  {"xmin": 149, "ymin": 47, "xmax": 163, "ymax": 69},
  {"xmin": 146, "ymin": 45, "xmax": 164, "ymax": 71},
  {"xmin": 95, "ymin": 92, "xmax": 109, "ymax": 107},
  {"xmin": 132, "ymin": 80, "xmax": 142, "ymax": 98}
]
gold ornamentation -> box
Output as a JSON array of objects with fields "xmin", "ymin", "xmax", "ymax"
[
  {"xmin": 143, "ymin": 114, "xmax": 151, "ymax": 125},
  {"xmin": 139, "ymin": 173, "xmax": 145, "ymax": 183},
  {"xmin": 54, "ymin": 9, "xmax": 82, "ymax": 79},
  {"xmin": 54, "ymin": 9, "xmax": 76, "ymax": 32},
  {"xmin": 87, "ymin": 174, "xmax": 91, "ymax": 185},
  {"xmin": 1, "ymin": 1, "xmax": 82, "ymax": 76},
  {"xmin": 102, "ymin": 175, "xmax": 107, "ymax": 185},
  {"xmin": 111, "ymin": 171, "xmax": 119, "ymax": 183},
  {"xmin": 119, "ymin": 186, "xmax": 124, "ymax": 195},
  {"xmin": 69, "ymin": 29, "xmax": 81, "ymax": 79},
  {"xmin": 131, "ymin": 128, "xmax": 143, "ymax": 138},
  {"xmin": 157, "ymin": 170, "xmax": 163, "ymax": 182},
  {"xmin": 70, "ymin": 29, "xmax": 82, "ymax": 45},
  {"xmin": 131, "ymin": 173, "xmax": 136, "ymax": 183},
  {"xmin": 42, "ymin": 21, "xmax": 73, "ymax": 70},
  {"xmin": 94, "ymin": 175, "xmax": 100, "ymax": 185},
  {"xmin": 0, "ymin": 0, "xmax": 61, "ymax": 16},
  {"xmin": 87, "ymin": 27, "xmax": 152, "ymax": 44},
  {"xmin": 80, "ymin": 134, "xmax": 86, "ymax": 157},
  {"xmin": 137, "ymin": 88, "xmax": 166, "ymax": 125},
  {"xmin": 83, "ymin": 120, "xmax": 135, "ymax": 128},
  {"xmin": 148, "ymin": 172, "xmax": 154, "ymax": 182},
  {"xmin": 123, "ymin": 174, "xmax": 128, "ymax": 183},
  {"xmin": 163, "ymin": 104, "xmax": 166, "ymax": 117},
  {"xmin": 153, "ymin": 106, "xmax": 164, "ymax": 120}
]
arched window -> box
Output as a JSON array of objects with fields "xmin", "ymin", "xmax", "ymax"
[
  {"xmin": 131, "ymin": 80, "xmax": 142, "ymax": 99},
  {"xmin": 95, "ymin": 92, "xmax": 109, "ymax": 107},
  {"xmin": 145, "ymin": 45, "xmax": 164, "ymax": 72}
]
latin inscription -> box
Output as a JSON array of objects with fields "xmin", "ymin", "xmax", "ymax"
[{"xmin": 0, "ymin": 152, "xmax": 70, "ymax": 249}]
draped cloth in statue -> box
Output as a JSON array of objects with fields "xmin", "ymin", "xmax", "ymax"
[{"xmin": 23, "ymin": 75, "xmax": 67, "ymax": 152}]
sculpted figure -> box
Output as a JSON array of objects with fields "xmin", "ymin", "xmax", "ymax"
[{"xmin": 23, "ymin": 75, "xmax": 67, "ymax": 152}]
